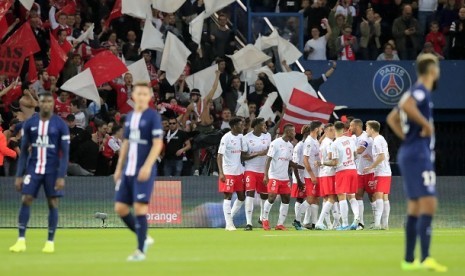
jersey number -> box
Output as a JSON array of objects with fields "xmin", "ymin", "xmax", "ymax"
[
  {"xmin": 345, "ymin": 147, "xmax": 352, "ymax": 160},
  {"xmin": 226, "ymin": 179, "xmax": 234, "ymax": 186},
  {"xmin": 422, "ymin": 171, "xmax": 436, "ymax": 186},
  {"xmin": 245, "ymin": 176, "xmax": 250, "ymax": 183}
]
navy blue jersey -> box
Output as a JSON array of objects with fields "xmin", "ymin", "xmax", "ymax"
[
  {"xmin": 123, "ymin": 108, "xmax": 163, "ymax": 176},
  {"xmin": 16, "ymin": 114, "xmax": 70, "ymax": 177},
  {"xmin": 399, "ymin": 83, "xmax": 435, "ymax": 160}
]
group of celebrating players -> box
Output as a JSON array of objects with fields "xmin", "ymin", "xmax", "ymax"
[{"xmin": 217, "ymin": 117, "xmax": 392, "ymax": 232}]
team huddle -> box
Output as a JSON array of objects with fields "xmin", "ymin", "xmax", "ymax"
[{"xmin": 217, "ymin": 117, "xmax": 392, "ymax": 232}]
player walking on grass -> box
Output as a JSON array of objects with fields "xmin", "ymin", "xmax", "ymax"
[
  {"xmin": 114, "ymin": 82, "xmax": 163, "ymax": 261},
  {"xmin": 10, "ymin": 92, "xmax": 70, "ymax": 254},
  {"xmin": 262, "ymin": 124, "xmax": 302, "ymax": 231},
  {"xmin": 325, "ymin": 121, "xmax": 360, "ymax": 231},
  {"xmin": 387, "ymin": 54, "xmax": 447, "ymax": 272},
  {"xmin": 291, "ymin": 125, "xmax": 310, "ymax": 230},
  {"xmin": 217, "ymin": 117, "xmax": 245, "ymax": 231},
  {"xmin": 364, "ymin": 121, "xmax": 391, "ymax": 230},
  {"xmin": 241, "ymin": 118, "xmax": 271, "ymax": 231},
  {"xmin": 350, "ymin": 119, "xmax": 374, "ymax": 230}
]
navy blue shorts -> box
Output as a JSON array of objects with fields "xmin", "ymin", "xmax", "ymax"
[
  {"xmin": 115, "ymin": 173, "xmax": 156, "ymax": 205},
  {"xmin": 22, "ymin": 171, "xmax": 63, "ymax": 198},
  {"xmin": 397, "ymin": 146, "xmax": 436, "ymax": 200}
]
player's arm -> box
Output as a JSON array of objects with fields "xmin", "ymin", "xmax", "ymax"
[
  {"xmin": 56, "ymin": 123, "xmax": 71, "ymax": 190},
  {"xmin": 293, "ymin": 165, "xmax": 305, "ymax": 189},
  {"xmin": 399, "ymin": 94, "xmax": 433, "ymax": 137},
  {"xmin": 363, "ymin": 153, "xmax": 384, "ymax": 173},
  {"xmin": 138, "ymin": 137, "xmax": 163, "ymax": 182},
  {"xmin": 387, "ymin": 108, "xmax": 405, "ymax": 140},
  {"xmin": 204, "ymin": 70, "xmax": 221, "ymax": 102},
  {"xmin": 217, "ymin": 136, "xmax": 227, "ymax": 182},
  {"xmin": 323, "ymin": 151, "xmax": 338, "ymax": 167},
  {"xmin": 177, "ymin": 139, "xmax": 191, "ymax": 156},
  {"xmin": 263, "ymin": 156, "xmax": 272, "ymax": 184},
  {"xmin": 114, "ymin": 139, "xmax": 129, "ymax": 183},
  {"xmin": 15, "ymin": 125, "xmax": 31, "ymax": 191},
  {"xmin": 303, "ymin": 154, "xmax": 316, "ymax": 182}
]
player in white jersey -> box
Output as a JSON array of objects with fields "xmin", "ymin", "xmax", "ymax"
[
  {"xmin": 363, "ymin": 121, "xmax": 392, "ymax": 229},
  {"xmin": 324, "ymin": 121, "xmax": 360, "ymax": 230},
  {"xmin": 217, "ymin": 118, "xmax": 245, "ymax": 231},
  {"xmin": 314, "ymin": 123, "xmax": 341, "ymax": 230},
  {"xmin": 350, "ymin": 119, "xmax": 375, "ymax": 230},
  {"xmin": 241, "ymin": 118, "xmax": 271, "ymax": 231},
  {"xmin": 297, "ymin": 121, "xmax": 324, "ymax": 230},
  {"xmin": 291, "ymin": 125, "xmax": 310, "ymax": 230},
  {"xmin": 262, "ymin": 124, "xmax": 303, "ymax": 231}
]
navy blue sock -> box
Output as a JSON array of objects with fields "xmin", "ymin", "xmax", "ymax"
[
  {"xmin": 18, "ymin": 204, "xmax": 30, "ymax": 238},
  {"xmin": 417, "ymin": 214, "xmax": 433, "ymax": 262},
  {"xmin": 405, "ymin": 215, "xmax": 418, "ymax": 262},
  {"xmin": 48, "ymin": 207, "xmax": 59, "ymax": 241},
  {"xmin": 135, "ymin": 215, "xmax": 147, "ymax": 252},
  {"xmin": 121, "ymin": 213, "xmax": 136, "ymax": 233}
]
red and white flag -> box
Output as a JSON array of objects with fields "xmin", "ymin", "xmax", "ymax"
[
  {"xmin": 105, "ymin": 0, "xmax": 122, "ymax": 27},
  {"xmin": 83, "ymin": 50, "xmax": 128, "ymax": 86},
  {"xmin": 279, "ymin": 88, "xmax": 335, "ymax": 133}
]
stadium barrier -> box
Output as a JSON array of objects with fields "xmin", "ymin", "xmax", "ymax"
[{"xmin": 0, "ymin": 176, "xmax": 463, "ymax": 228}]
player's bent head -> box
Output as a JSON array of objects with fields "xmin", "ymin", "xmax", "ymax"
[
  {"xmin": 324, "ymin": 123, "xmax": 334, "ymax": 130},
  {"xmin": 366, "ymin": 120, "xmax": 381, "ymax": 133},
  {"xmin": 309, "ymin": 121, "xmax": 323, "ymax": 132},
  {"xmin": 229, "ymin": 117, "xmax": 243, "ymax": 129},
  {"xmin": 283, "ymin": 123, "xmax": 295, "ymax": 134},
  {"xmin": 301, "ymin": 124, "xmax": 311, "ymax": 135},
  {"xmin": 351, "ymin": 118, "xmax": 363, "ymax": 128},
  {"xmin": 416, "ymin": 53, "xmax": 439, "ymax": 77},
  {"xmin": 334, "ymin": 121, "xmax": 345, "ymax": 132},
  {"xmin": 251, "ymin": 117, "xmax": 265, "ymax": 128}
]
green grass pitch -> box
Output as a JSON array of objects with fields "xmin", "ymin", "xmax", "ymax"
[{"xmin": 0, "ymin": 228, "xmax": 464, "ymax": 275}]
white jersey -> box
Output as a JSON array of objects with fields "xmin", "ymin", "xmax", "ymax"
[
  {"xmin": 267, "ymin": 137, "xmax": 294, "ymax": 181},
  {"xmin": 292, "ymin": 141, "xmax": 305, "ymax": 183},
  {"xmin": 372, "ymin": 135, "xmax": 392, "ymax": 176},
  {"xmin": 331, "ymin": 136, "xmax": 357, "ymax": 172},
  {"xmin": 303, "ymin": 136, "xmax": 320, "ymax": 178},
  {"xmin": 242, "ymin": 132, "xmax": 271, "ymax": 173},
  {"xmin": 353, "ymin": 132, "xmax": 374, "ymax": 175},
  {"xmin": 319, "ymin": 137, "xmax": 336, "ymax": 177},
  {"xmin": 218, "ymin": 132, "xmax": 243, "ymax": 175}
]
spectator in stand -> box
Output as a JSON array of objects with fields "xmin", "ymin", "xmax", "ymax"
[
  {"xmin": 19, "ymin": 89, "xmax": 38, "ymax": 120},
  {"xmin": 392, "ymin": 4, "xmax": 421, "ymax": 60},
  {"xmin": 70, "ymin": 99, "xmax": 86, "ymax": 129},
  {"xmin": 163, "ymin": 118, "xmax": 191, "ymax": 177},
  {"xmin": 160, "ymin": 13, "xmax": 183, "ymax": 41},
  {"xmin": 377, "ymin": 42, "xmax": 400, "ymax": 60},
  {"xmin": 87, "ymin": 96, "xmax": 108, "ymax": 120},
  {"xmin": 69, "ymin": 130, "xmax": 98, "ymax": 176},
  {"xmin": 30, "ymin": 70, "xmax": 49, "ymax": 95},
  {"xmin": 3, "ymin": 119, "xmax": 21, "ymax": 176},
  {"xmin": 101, "ymin": 31, "xmax": 120, "ymax": 49},
  {"xmin": 360, "ymin": 9, "xmax": 382, "ymax": 60},
  {"xmin": 277, "ymin": 0, "xmax": 301, "ymax": 12},
  {"xmin": 0, "ymin": 114, "xmax": 17, "ymax": 176},
  {"xmin": 418, "ymin": 0, "xmax": 438, "ymax": 35},
  {"xmin": 100, "ymin": 124, "xmax": 123, "ymax": 176},
  {"xmin": 336, "ymin": 25, "xmax": 358, "ymax": 60},
  {"xmin": 303, "ymin": 0, "xmax": 332, "ymax": 34},
  {"xmin": 299, "ymin": 0, "xmax": 312, "ymax": 37},
  {"xmin": 438, "ymin": 0, "xmax": 459, "ymax": 35},
  {"xmin": 450, "ymin": 8, "xmax": 465, "ymax": 59},
  {"xmin": 210, "ymin": 14, "xmax": 235, "ymax": 58},
  {"xmin": 329, "ymin": 3, "xmax": 353, "ymax": 59},
  {"xmin": 49, "ymin": 5, "xmax": 71, "ymax": 38},
  {"xmin": 141, "ymin": 50, "xmax": 159, "ymax": 81},
  {"xmin": 425, "ymin": 21, "xmax": 446, "ymax": 57},
  {"xmin": 122, "ymin": 31, "xmax": 140, "ymax": 65},
  {"xmin": 219, "ymin": 108, "xmax": 232, "ymax": 130},
  {"xmin": 247, "ymin": 79, "xmax": 267, "ymax": 109},
  {"xmin": 223, "ymin": 76, "xmax": 243, "ymax": 114},
  {"xmin": 304, "ymin": 19, "xmax": 332, "ymax": 60},
  {"xmin": 66, "ymin": 114, "xmax": 84, "ymax": 161},
  {"xmin": 248, "ymin": 102, "xmax": 257, "ymax": 117},
  {"xmin": 107, "ymin": 73, "xmax": 134, "ymax": 114},
  {"xmin": 93, "ymin": 119, "xmax": 108, "ymax": 150},
  {"xmin": 179, "ymin": 0, "xmax": 205, "ymax": 39},
  {"xmin": 336, "ymin": 0, "xmax": 356, "ymax": 18},
  {"xmin": 57, "ymin": 29, "xmax": 73, "ymax": 53},
  {"xmin": 282, "ymin": 59, "xmax": 336, "ymax": 91},
  {"xmin": 418, "ymin": 42, "xmax": 445, "ymax": 59},
  {"xmin": 29, "ymin": 16, "xmax": 48, "ymax": 62},
  {"xmin": 55, "ymin": 90, "xmax": 71, "ymax": 120}
]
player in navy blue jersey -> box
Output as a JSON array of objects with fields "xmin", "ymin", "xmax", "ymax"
[
  {"xmin": 113, "ymin": 82, "xmax": 163, "ymax": 262},
  {"xmin": 387, "ymin": 54, "xmax": 447, "ymax": 272},
  {"xmin": 9, "ymin": 92, "xmax": 70, "ymax": 254}
]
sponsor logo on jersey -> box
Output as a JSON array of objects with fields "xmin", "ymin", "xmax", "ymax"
[{"xmin": 372, "ymin": 64, "xmax": 412, "ymax": 105}]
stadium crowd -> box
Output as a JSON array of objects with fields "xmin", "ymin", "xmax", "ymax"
[{"xmin": 0, "ymin": 0, "xmax": 464, "ymax": 178}]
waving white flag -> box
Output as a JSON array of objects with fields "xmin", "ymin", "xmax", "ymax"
[
  {"xmin": 227, "ymin": 44, "xmax": 271, "ymax": 73},
  {"xmin": 61, "ymin": 68, "xmax": 100, "ymax": 105},
  {"xmin": 272, "ymin": 72, "xmax": 317, "ymax": 104},
  {"xmin": 127, "ymin": 59, "xmax": 151, "ymax": 83},
  {"xmin": 151, "ymin": 0, "xmax": 186, "ymax": 13},
  {"xmin": 235, "ymin": 92, "xmax": 249, "ymax": 118},
  {"xmin": 19, "ymin": 0, "xmax": 34, "ymax": 10},
  {"xmin": 160, "ymin": 32, "xmax": 191, "ymax": 85},
  {"xmin": 258, "ymin": 91, "xmax": 278, "ymax": 121},
  {"xmin": 189, "ymin": 11, "xmax": 206, "ymax": 45},
  {"xmin": 185, "ymin": 64, "xmax": 222, "ymax": 100},
  {"xmin": 122, "ymin": 0, "xmax": 151, "ymax": 19},
  {"xmin": 75, "ymin": 23, "xmax": 95, "ymax": 43},
  {"xmin": 254, "ymin": 30, "xmax": 279, "ymax": 50},
  {"xmin": 277, "ymin": 37, "xmax": 302, "ymax": 65},
  {"xmin": 141, "ymin": 16, "xmax": 164, "ymax": 51},
  {"xmin": 204, "ymin": 0, "xmax": 235, "ymax": 16}
]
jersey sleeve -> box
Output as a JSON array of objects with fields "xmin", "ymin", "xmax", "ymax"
[
  {"xmin": 330, "ymin": 142, "xmax": 339, "ymax": 159},
  {"xmin": 412, "ymin": 89, "xmax": 426, "ymax": 104},
  {"xmin": 292, "ymin": 145, "xmax": 299, "ymax": 163},
  {"xmin": 123, "ymin": 114, "xmax": 131, "ymax": 140},
  {"xmin": 373, "ymin": 137, "xmax": 387, "ymax": 155},
  {"xmin": 151, "ymin": 111, "xmax": 163, "ymax": 139},
  {"xmin": 303, "ymin": 141, "xmax": 311, "ymax": 157},
  {"xmin": 267, "ymin": 141, "xmax": 276, "ymax": 158},
  {"xmin": 358, "ymin": 137, "xmax": 369, "ymax": 149},
  {"xmin": 218, "ymin": 135, "xmax": 228, "ymax": 155}
]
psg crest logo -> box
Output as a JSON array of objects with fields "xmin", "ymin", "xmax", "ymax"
[{"xmin": 372, "ymin": 64, "xmax": 412, "ymax": 105}]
